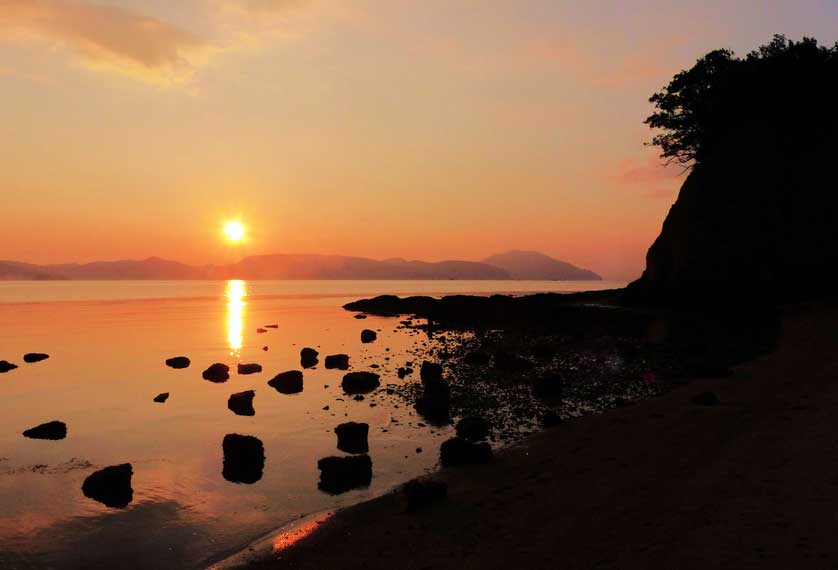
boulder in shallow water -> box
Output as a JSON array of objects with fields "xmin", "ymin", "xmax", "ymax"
[
  {"xmin": 439, "ymin": 437, "xmax": 492, "ymax": 467},
  {"xmin": 222, "ymin": 434, "xmax": 265, "ymax": 484},
  {"xmin": 165, "ymin": 356, "xmax": 190, "ymax": 369},
  {"xmin": 354, "ymin": 314, "xmax": 368, "ymax": 319},
  {"xmin": 403, "ymin": 477, "xmax": 448, "ymax": 511},
  {"xmin": 542, "ymin": 410, "xmax": 563, "ymax": 427},
  {"xmin": 455, "ymin": 416, "xmax": 490, "ymax": 442},
  {"xmin": 268, "ymin": 370, "xmax": 304, "ymax": 394},
  {"xmin": 153, "ymin": 392, "xmax": 169, "ymax": 404},
  {"xmin": 420, "ymin": 361, "xmax": 443, "ymax": 383},
  {"xmin": 237, "ymin": 363, "xmax": 262, "ymax": 375},
  {"xmin": 228, "ymin": 390, "xmax": 256, "ymax": 416},
  {"xmin": 341, "ymin": 371, "xmax": 380, "ymax": 394},
  {"xmin": 0, "ymin": 360, "xmax": 18, "ymax": 373},
  {"xmin": 82, "ymin": 464, "xmax": 133, "ymax": 508},
  {"xmin": 324, "ymin": 354, "xmax": 350, "ymax": 370},
  {"xmin": 300, "ymin": 348, "xmax": 319, "ymax": 369},
  {"xmin": 360, "ymin": 329, "xmax": 377, "ymax": 343},
  {"xmin": 22, "ymin": 421, "xmax": 66, "ymax": 440},
  {"xmin": 335, "ymin": 422, "xmax": 369, "ymax": 454},
  {"xmin": 23, "ymin": 353, "xmax": 49, "ymax": 364},
  {"xmin": 202, "ymin": 363, "xmax": 230, "ymax": 383},
  {"xmin": 317, "ymin": 455, "xmax": 373, "ymax": 494}
]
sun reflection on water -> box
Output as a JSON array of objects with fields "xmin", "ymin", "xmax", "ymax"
[{"xmin": 226, "ymin": 279, "xmax": 246, "ymax": 357}]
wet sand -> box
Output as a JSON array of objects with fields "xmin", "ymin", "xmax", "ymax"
[{"xmin": 233, "ymin": 299, "xmax": 838, "ymax": 569}]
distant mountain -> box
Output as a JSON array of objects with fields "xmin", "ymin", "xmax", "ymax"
[
  {"xmin": 482, "ymin": 250, "xmax": 602, "ymax": 280},
  {"xmin": 0, "ymin": 261, "xmax": 66, "ymax": 281}
]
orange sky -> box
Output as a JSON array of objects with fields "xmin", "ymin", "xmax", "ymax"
[{"xmin": 2, "ymin": 1, "xmax": 837, "ymax": 279}]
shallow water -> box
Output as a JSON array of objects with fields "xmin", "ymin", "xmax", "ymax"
[{"xmin": 0, "ymin": 280, "xmax": 623, "ymax": 570}]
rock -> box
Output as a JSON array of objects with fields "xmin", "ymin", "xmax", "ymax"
[
  {"xmin": 439, "ymin": 437, "xmax": 492, "ymax": 467},
  {"xmin": 23, "ymin": 353, "xmax": 49, "ymax": 363},
  {"xmin": 265, "ymin": 324, "xmax": 279, "ymax": 329},
  {"xmin": 222, "ymin": 434, "xmax": 265, "ymax": 484},
  {"xmin": 268, "ymin": 370, "xmax": 304, "ymax": 394},
  {"xmin": 335, "ymin": 422, "xmax": 369, "ymax": 454},
  {"xmin": 22, "ymin": 421, "xmax": 67, "ymax": 440},
  {"xmin": 165, "ymin": 356, "xmax": 190, "ymax": 369},
  {"xmin": 361, "ymin": 329, "xmax": 377, "ymax": 343},
  {"xmin": 237, "ymin": 363, "xmax": 262, "ymax": 375},
  {"xmin": 202, "ymin": 363, "xmax": 230, "ymax": 383},
  {"xmin": 416, "ymin": 373, "xmax": 451, "ymax": 420},
  {"xmin": 542, "ymin": 410, "xmax": 563, "ymax": 427},
  {"xmin": 353, "ymin": 394, "xmax": 365, "ymax": 401},
  {"xmin": 324, "ymin": 354, "xmax": 350, "ymax": 370},
  {"xmin": 464, "ymin": 351, "xmax": 490, "ymax": 365},
  {"xmin": 0, "ymin": 360, "xmax": 18, "ymax": 373},
  {"xmin": 533, "ymin": 374, "xmax": 563, "ymax": 400},
  {"xmin": 341, "ymin": 372, "xmax": 380, "ymax": 394},
  {"xmin": 300, "ymin": 348, "xmax": 319, "ymax": 369},
  {"xmin": 403, "ymin": 477, "xmax": 448, "ymax": 511},
  {"xmin": 262, "ymin": 346, "xmax": 269, "ymax": 351},
  {"xmin": 228, "ymin": 390, "xmax": 256, "ymax": 416},
  {"xmin": 354, "ymin": 314, "xmax": 368, "ymax": 319},
  {"xmin": 420, "ymin": 361, "xmax": 443, "ymax": 383},
  {"xmin": 82, "ymin": 464, "xmax": 133, "ymax": 508},
  {"xmin": 256, "ymin": 328, "xmax": 267, "ymax": 334},
  {"xmin": 692, "ymin": 391, "xmax": 720, "ymax": 406},
  {"xmin": 317, "ymin": 455, "xmax": 373, "ymax": 494},
  {"xmin": 455, "ymin": 416, "xmax": 490, "ymax": 441},
  {"xmin": 153, "ymin": 392, "xmax": 169, "ymax": 403},
  {"xmin": 494, "ymin": 350, "xmax": 533, "ymax": 372}
]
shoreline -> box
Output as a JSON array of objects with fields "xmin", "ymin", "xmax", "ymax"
[{"xmin": 229, "ymin": 298, "xmax": 838, "ymax": 569}]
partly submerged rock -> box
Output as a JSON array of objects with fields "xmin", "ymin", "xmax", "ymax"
[
  {"xmin": 222, "ymin": 434, "xmax": 265, "ymax": 484},
  {"xmin": 463, "ymin": 350, "xmax": 490, "ymax": 365},
  {"xmin": 416, "ymin": 372, "xmax": 451, "ymax": 421},
  {"xmin": 439, "ymin": 437, "xmax": 492, "ymax": 467},
  {"xmin": 228, "ymin": 390, "xmax": 256, "ymax": 416},
  {"xmin": 237, "ymin": 363, "xmax": 262, "ymax": 375},
  {"xmin": 341, "ymin": 372, "xmax": 380, "ymax": 395},
  {"xmin": 403, "ymin": 477, "xmax": 448, "ymax": 511},
  {"xmin": 23, "ymin": 353, "xmax": 49, "ymax": 364},
  {"xmin": 542, "ymin": 410, "xmax": 563, "ymax": 427},
  {"xmin": 354, "ymin": 314, "xmax": 368, "ymax": 319},
  {"xmin": 265, "ymin": 324, "xmax": 279, "ymax": 329},
  {"xmin": 300, "ymin": 348, "xmax": 319, "ymax": 369},
  {"xmin": 82, "ymin": 464, "xmax": 133, "ymax": 508},
  {"xmin": 335, "ymin": 422, "xmax": 369, "ymax": 454},
  {"xmin": 268, "ymin": 370, "xmax": 304, "ymax": 394},
  {"xmin": 165, "ymin": 356, "xmax": 190, "ymax": 369},
  {"xmin": 360, "ymin": 329, "xmax": 377, "ymax": 343},
  {"xmin": 317, "ymin": 455, "xmax": 373, "ymax": 494},
  {"xmin": 324, "ymin": 354, "xmax": 350, "ymax": 370},
  {"xmin": 455, "ymin": 416, "xmax": 490, "ymax": 442},
  {"xmin": 0, "ymin": 360, "xmax": 18, "ymax": 373},
  {"xmin": 256, "ymin": 328, "xmax": 267, "ymax": 334},
  {"xmin": 22, "ymin": 421, "xmax": 67, "ymax": 440},
  {"xmin": 397, "ymin": 366, "xmax": 413, "ymax": 379},
  {"xmin": 153, "ymin": 392, "xmax": 169, "ymax": 404},
  {"xmin": 202, "ymin": 363, "xmax": 230, "ymax": 383},
  {"xmin": 420, "ymin": 361, "xmax": 443, "ymax": 383}
]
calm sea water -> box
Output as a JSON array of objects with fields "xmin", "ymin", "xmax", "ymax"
[{"xmin": 0, "ymin": 280, "xmax": 623, "ymax": 570}]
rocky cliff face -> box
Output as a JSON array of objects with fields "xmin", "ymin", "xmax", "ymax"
[{"xmin": 628, "ymin": 122, "xmax": 838, "ymax": 302}]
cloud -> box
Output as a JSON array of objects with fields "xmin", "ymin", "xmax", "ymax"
[
  {"xmin": 610, "ymin": 156, "xmax": 684, "ymax": 199},
  {"xmin": 0, "ymin": 0, "xmax": 211, "ymax": 83}
]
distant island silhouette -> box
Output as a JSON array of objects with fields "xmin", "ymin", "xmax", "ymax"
[{"xmin": 0, "ymin": 251, "xmax": 602, "ymax": 281}]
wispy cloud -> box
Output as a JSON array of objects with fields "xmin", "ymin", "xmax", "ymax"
[{"xmin": 0, "ymin": 0, "xmax": 211, "ymax": 83}]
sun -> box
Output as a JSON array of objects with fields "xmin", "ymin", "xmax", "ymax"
[{"xmin": 224, "ymin": 220, "xmax": 246, "ymax": 243}]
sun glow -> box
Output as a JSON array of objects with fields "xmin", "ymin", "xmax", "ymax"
[
  {"xmin": 224, "ymin": 220, "xmax": 246, "ymax": 243},
  {"xmin": 226, "ymin": 279, "xmax": 246, "ymax": 356}
]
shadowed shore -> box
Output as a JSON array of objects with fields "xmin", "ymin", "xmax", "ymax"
[{"xmin": 228, "ymin": 298, "xmax": 838, "ymax": 569}]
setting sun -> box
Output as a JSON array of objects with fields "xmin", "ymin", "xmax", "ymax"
[{"xmin": 224, "ymin": 221, "xmax": 246, "ymax": 243}]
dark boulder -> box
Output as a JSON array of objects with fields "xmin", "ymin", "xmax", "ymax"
[
  {"xmin": 542, "ymin": 410, "xmax": 563, "ymax": 427},
  {"xmin": 317, "ymin": 455, "xmax": 373, "ymax": 494},
  {"xmin": 300, "ymin": 348, "xmax": 319, "ymax": 369},
  {"xmin": 23, "ymin": 353, "xmax": 49, "ymax": 364},
  {"xmin": 202, "ymin": 363, "xmax": 230, "ymax": 383},
  {"xmin": 360, "ymin": 329, "xmax": 377, "ymax": 343},
  {"xmin": 228, "ymin": 390, "xmax": 256, "ymax": 416},
  {"xmin": 533, "ymin": 374, "xmax": 564, "ymax": 400},
  {"xmin": 397, "ymin": 367, "xmax": 413, "ymax": 379},
  {"xmin": 256, "ymin": 328, "xmax": 267, "ymax": 334},
  {"xmin": 165, "ymin": 356, "xmax": 190, "ymax": 369},
  {"xmin": 153, "ymin": 392, "xmax": 169, "ymax": 404},
  {"xmin": 692, "ymin": 391, "xmax": 721, "ymax": 406},
  {"xmin": 354, "ymin": 314, "xmax": 368, "ymax": 319},
  {"xmin": 416, "ymin": 374, "xmax": 451, "ymax": 420},
  {"xmin": 324, "ymin": 354, "xmax": 350, "ymax": 370},
  {"xmin": 22, "ymin": 421, "xmax": 67, "ymax": 440},
  {"xmin": 268, "ymin": 370, "xmax": 304, "ymax": 394},
  {"xmin": 335, "ymin": 422, "xmax": 369, "ymax": 454},
  {"xmin": 403, "ymin": 477, "xmax": 448, "ymax": 511},
  {"xmin": 341, "ymin": 372, "xmax": 380, "ymax": 394},
  {"xmin": 0, "ymin": 360, "xmax": 18, "ymax": 373},
  {"xmin": 420, "ymin": 361, "xmax": 443, "ymax": 383},
  {"xmin": 222, "ymin": 434, "xmax": 265, "ymax": 484},
  {"xmin": 455, "ymin": 416, "xmax": 490, "ymax": 441},
  {"xmin": 464, "ymin": 350, "xmax": 490, "ymax": 365},
  {"xmin": 82, "ymin": 464, "xmax": 133, "ymax": 508},
  {"xmin": 237, "ymin": 363, "xmax": 262, "ymax": 375},
  {"xmin": 439, "ymin": 437, "xmax": 492, "ymax": 467}
]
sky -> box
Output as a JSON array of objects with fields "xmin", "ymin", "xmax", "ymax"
[{"xmin": 2, "ymin": 0, "xmax": 837, "ymax": 280}]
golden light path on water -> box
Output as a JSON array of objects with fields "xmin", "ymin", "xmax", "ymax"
[{"xmin": 226, "ymin": 279, "xmax": 246, "ymax": 356}]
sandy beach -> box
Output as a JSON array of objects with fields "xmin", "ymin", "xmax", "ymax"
[{"xmin": 232, "ymin": 298, "xmax": 838, "ymax": 569}]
